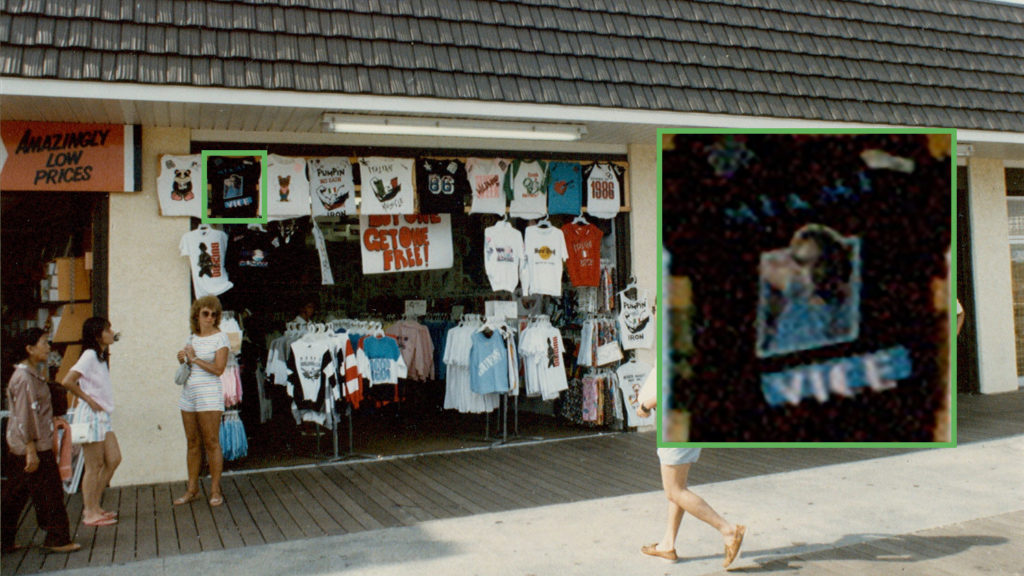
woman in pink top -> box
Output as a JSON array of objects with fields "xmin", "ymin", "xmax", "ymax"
[{"xmin": 62, "ymin": 317, "xmax": 122, "ymax": 527}]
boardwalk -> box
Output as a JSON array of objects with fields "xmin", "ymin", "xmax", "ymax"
[{"xmin": 2, "ymin": 391, "xmax": 1021, "ymax": 575}]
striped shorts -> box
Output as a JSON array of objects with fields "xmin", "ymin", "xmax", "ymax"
[
  {"xmin": 178, "ymin": 380, "xmax": 225, "ymax": 413},
  {"xmin": 71, "ymin": 402, "xmax": 114, "ymax": 443}
]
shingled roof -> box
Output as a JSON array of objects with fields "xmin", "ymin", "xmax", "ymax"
[{"xmin": 2, "ymin": 0, "xmax": 1023, "ymax": 133}]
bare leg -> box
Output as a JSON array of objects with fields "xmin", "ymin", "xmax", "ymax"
[
  {"xmin": 95, "ymin": 432, "xmax": 122, "ymax": 515},
  {"xmin": 661, "ymin": 463, "xmax": 739, "ymax": 546},
  {"xmin": 178, "ymin": 411, "xmax": 202, "ymax": 500},
  {"xmin": 196, "ymin": 410, "xmax": 223, "ymax": 501},
  {"xmin": 80, "ymin": 442, "xmax": 106, "ymax": 522},
  {"xmin": 659, "ymin": 499, "xmax": 685, "ymax": 552}
]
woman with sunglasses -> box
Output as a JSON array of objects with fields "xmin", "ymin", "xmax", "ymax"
[
  {"xmin": 62, "ymin": 316, "xmax": 122, "ymax": 527},
  {"xmin": 3, "ymin": 328, "xmax": 81, "ymax": 553},
  {"xmin": 173, "ymin": 295, "xmax": 229, "ymax": 507}
]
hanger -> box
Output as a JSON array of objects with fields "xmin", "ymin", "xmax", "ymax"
[
  {"xmin": 197, "ymin": 223, "xmax": 212, "ymax": 231},
  {"xmin": 536, "ymin": 215, "xmax": 552, "ymax": 228},
  {"xmin": 621, "ymin": 274, "xmax": 638, "ymax": 299},
  {"xmin": 572, "ymin": 213, "xmax": 589, "ymax": 226}
]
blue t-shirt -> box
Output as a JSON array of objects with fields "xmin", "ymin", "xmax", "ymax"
[
  {"xmin": 469, "ymin": 331, "xmax": 509, "ymax": 395},
  {"xmin": 547, "ymin": 161, "xmax": 583, "ymax": 216},
  {"xmin": 361, "ymin": 335, "xmax": 402, "ymax": 383}
]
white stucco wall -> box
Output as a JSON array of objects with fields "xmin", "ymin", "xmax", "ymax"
[
  {"xmin": 107, "ymin": 127, "xmax": 192, "ymax": 486},
  {"xmin": 966, "ymin": 157, "xmax": 1017, "ymax": 394},
  {"xmin": 627, "ymin": 143, "xmax": 658, "ymax": 371}
]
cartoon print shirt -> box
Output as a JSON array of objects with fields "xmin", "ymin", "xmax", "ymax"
[
  {"xmin": 207, "ymin": 155, "xmax": 262, "ymax": 220},
  {"xmin": 466, "ymin": 158, "xmax": 510, "ymax": 215},
  {"xmin": 584, "ymin": 162, "xmax": 625, "ymax": 219},
  {"xmin": 180, "ymin": 227, "xmax": 234, "ymax": 298},
  {"xmin": 266, "ymin": 154, "xmax": 311, "ymax": 220},
  {"xmin": 616, "ymin": 360, "xmax": 656, "ymax": 427},
  {"xmin": 505, "ymin": 159, "xmax": 549, "ymax": 220},
  {"xmin": 309, "ymin": 157, "xmax": 356, "ymax": 217},
  {"xmin": 157, "ymin": 154, "xmax": 202, "ymax": 217},
  {"xmin": 358, "ymin": 157, "xmax": 415, "ymax": 215},
  {"xmin": 417, "ymin": 158, "xmax": 469, "ymax": 214},
  {"xmin": 547, "ymin": 161, "xmax": 583, "ymax": 216},
  {"xmin": 561, "ymin": 221, "xmax": 603, "ymax": 287},
  {"xmin": 522, "ymin": 224, "xmax": 568, "ymax": 297},
  {"xmin": 618, "ymin": 288, "xmax": 654, "ymax": 350},
  {"xmin": 483, "ymin": 220, "xmax": 525, "ymax": 293}
]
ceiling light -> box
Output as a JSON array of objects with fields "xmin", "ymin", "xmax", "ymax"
[{"xmin": 322, "ymin": 113, "xmax": 586, "ymax": 141}]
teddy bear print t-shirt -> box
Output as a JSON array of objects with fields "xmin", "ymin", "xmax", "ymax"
[
  {"xmin": 157, "ymin": 154, "xmax": 202, "ymax": 217},
  {"xmin": 266, "ymin": 154, "xmax": 311, "ymax": 220}
]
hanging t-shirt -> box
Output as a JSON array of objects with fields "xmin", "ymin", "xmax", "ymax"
[
  {"xmin": 483, "ymin": 220, "xmax": 525, "ymax": 293},
  {"xmin": 207, "ymin": 155, "xmax": 262, "ymax": 220},
  {"xmin": 618, "ymin": 288, "xmax": 655, "ymax": 350},
  {"xmin": 157, "ymin": 154, "xmax": 202, "ymax": 217},
  {"xmin": 469, "ymin": 330, "xmax": 509, "ymax": 395},
  {"xmin": 522, "ymin": 224, "xmax": 568, "ymax": 297},
  {"xmin": 358, "ymin": 157, "xmax": 415, "ymax": 214},
  {"xmin": 547, "ymin": 161, "xmax": 583, "ymax": 216},
  {"xmin": 289, "ymin": 338, "xmax": 333, "ymax": 403},
  {"xmin": 506, "ymin": 160, "xmax": 549, "ymax": 220},
  {"xmin": 466, "ymin": 158, "xmax": 510, "ymax": 215},
  {"xmin": 561, "ymin": 221, "xmax": 603, "ymax": 287},
  {"xmin": 308, "ymin": 157, "xmax": 356, "ymax": 217},
  {"xmin": 356, "ymin": 334, "xmax": 408, "ymax": 386},
  {"xmin": 180, "ymin": 227, "xmax": 234, "ymax": 298},
  {"xmin": 584, "ymin": 162, "xmax": 625, "ymax": 219},
  {"xmin": 617, "ymin": 360, "xmax": 656, "ymax": 427},
  {"xmin": 417, "ymin": 158, "xmax": 469, "ymax": 214},
  {"xmin": 266, "ymin": 154, "xmax": 311, "ymax": 220}
]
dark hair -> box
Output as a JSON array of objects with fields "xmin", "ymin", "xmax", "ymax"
[
  {"xmin": 13, "ymin": 327, "xmax": 48, "ymax": 363},
  {"xmin": 81, "ymin": 316, "xmax": 111, "ymax": 363},
  {"xmin": 796, "ymin": 227, "xmax": 852, "ymax": 305}
]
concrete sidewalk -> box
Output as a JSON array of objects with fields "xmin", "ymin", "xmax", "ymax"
[{"xmin": 49, "ymin": 435, "xmax": 1024, "ymax": 576}]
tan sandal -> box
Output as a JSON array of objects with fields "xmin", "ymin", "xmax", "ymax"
[
  {"xmin": 641, "ymin": 543, "xmax": 678, "ymax": 562},
  {"xmin": 173, "ymin": 492, "xmax": 200, "ymax": 506},
  {"xmin": 723, "ymin": 525, "xmax": 746, "ymax": 568},
  {"xmin": 208, "ymin": 494, "xmax": 224, "ymax": 507}
]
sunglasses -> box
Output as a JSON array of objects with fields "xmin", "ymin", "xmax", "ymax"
[{"xmin": 199, "ymin": 310, "xmax": 217, "ymax": 318}]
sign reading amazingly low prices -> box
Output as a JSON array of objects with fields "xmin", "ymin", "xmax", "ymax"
[{"xmin": 360, "ymin": 214, "xmax": 454, "ymax": 274}]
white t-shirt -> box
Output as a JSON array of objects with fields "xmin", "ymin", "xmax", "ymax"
[
  {"xmin": 157, "ymin": 154, "xmax": 202, "ymax": 217},
  {"xmin": 585, "ymin": 162, "xmax": 624, "ymax": 219},
  {"xmin": 466, "ymin": 158, "xmax": 510, "ymax": 215},
  {"xmin": 309, "ymin": 157, "xmax": 356, "ymax": 216},
  {"xmin": 617, "ymin": 361, "xmax": 655, "ymax": 428},
  {"xmin": 618, "ymin": 289, "xmax": 655, "ymax": 350},
  {"xmin": 522, "ymin": 225, "xmax": 568, "ymax": 297},
  {"xmin": 483, "ymin": 220, "xmax": 524, "ymax": 293},
  {"xmin": 266, "ymin": 154, "xmax": 311, "ymax": 220},
  {"xmin": 358, "ymin": 157, "xmax": 415, "ymax": 214},
  {"xmin": 507, "ymin": 160, "xmax": 549, "ymax": 220},
  {"xmin": 70, "ymin": 348, "xmax": 114, "ymax": 413},
  {"xmin": 180, "ymin": 227, "xmax": 234, "ymax": 298}
]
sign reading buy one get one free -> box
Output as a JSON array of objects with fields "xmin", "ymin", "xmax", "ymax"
[
  {"xmin": 359, "ymin": 214, "xmax": 454, "ymax": 274},
  {"xmin": 0, "ymin": 121, "xmax": 139, "ymax": 192}
]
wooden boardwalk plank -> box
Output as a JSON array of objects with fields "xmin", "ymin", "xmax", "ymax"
[
  {"xmin": 321, "ymin": 464, "xmax": 411, "ymax": 528},
  {"xmin": 45, "ymin": 493, "xmax": 86, "ymax": 573},
  {"xmin": 399, "ymin": 455, "xmax": 504, "ymax": 515},
  {"xmin": 472, "ymin": 449, "xmax": 580, "ymax": 505},
  {"xmin": 218, "ymin": 476, "xmax": 265, "ymax": 548},
  {"xmin": 192, "ymin": 479, "xmax": 226, "ymax": 552},
  {"xmin": 231, "ymin": 475, "xmax": 285, "ymax": 545},
  {"xmin": 86, "ymin": 488, "xmax": 120, "ymax": 567},
  {"xmin": 381, "ymin": 459, "xmax": 485, "ymax": 517},
  {"xmin": 305, "ymin": 466, "xmax": 386, "ymax": 532},
  {"xmin": 416, "ymin": 453, "xmax": 523, "ymax": 512},
  {"xmin": 341, "ymin": 462, "xmax": 433, "ymax": 523},
  {"xmin": 133, "ymin": 484, "xmax": 157, "ymax": 562},
  {"xmin": 263, "ymin": 471, "xmax": 326, "ymax": 538},
  {"xmin": 153, "ymin": 483, "xmax": 181, "ymax": 557},
  {"xmin": 279, "ymin": 470, "xmax": 343, "ymax": 535},
  {"xmin": 247, "ymin": 473, "xmax": 305, "ymax": 541},
  {"xmin": 374, "ymin": 460, "xmax": 471, "ymax": 519},
  {"xmin": 289, "ymin": 468, "xmax": 363, "ymax": 534},
  {"xmin": 171, "ymin": 485, "xmax": 201, "ymax": 556},
  {"xmin": 112, "ymin": 485, "xmax": 137, "ymax": 565},
  {"xmin": 439, "ymin": 451, "xmax": 553, "ymax": 509}
]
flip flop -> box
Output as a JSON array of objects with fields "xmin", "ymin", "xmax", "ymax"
[
  {"xmin": 208, "ymin": 495, "xmax": 224, "ymax": 507},
  {"xmin": 173, "ymin": 492, "xmax": 200, "ymax": 506},
  {"xmin": 82, "ymin": 516, "xmax": 117, "ymax": 527},
  {"xmin": 723, "ymin": 525, "xmax": 746, "ymax": 568},
  {"xmin": 100, "ymin": 510, "xmax": 118, "ymax": 519}
]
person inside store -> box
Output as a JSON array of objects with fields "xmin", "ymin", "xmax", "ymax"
[
  {"xmin": 294, "ymin": 299, "xmax": 316, "ymax": 326},
  {"xmin": 174, "ymin": 295, "xmax": 229, "ymax": 507},
  {"xmin": 61, "ymin": 317, "xmax": 122, "ymax": 527},
  {"xmin": 636, "ymin": 370, "xmax": 746, "ymax": 567},
  {"xmin": 956, "ymin": 298, "xmax": 964, "ymax": 335},
  {"xmin": 2, "ymin": 328, "xmax": 82, "ymax": 553}
]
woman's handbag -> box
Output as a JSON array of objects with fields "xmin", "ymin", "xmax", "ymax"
[
  {"xmin": 68, "ymin": 414, "xmax": 93, "ymax": 444},
  {"xmin": 174, "ymin": 361, "xmax": 191, "ymax": 386}
]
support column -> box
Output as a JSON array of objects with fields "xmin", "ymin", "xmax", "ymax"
[{"xmin": 967, "ymin": 158, "xmax": 1017, "ymax": 394}]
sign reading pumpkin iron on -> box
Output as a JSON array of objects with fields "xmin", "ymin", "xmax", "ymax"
[
  {"xmin": 0, "ymin": 121, "xmax": 139, "ymax": 192},
  {"xmin": 359, "ymin": 214, "xmax": 454, "ymax": 274}
]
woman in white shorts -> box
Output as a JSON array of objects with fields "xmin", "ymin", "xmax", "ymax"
[
  {"xmin": 174, "ymin": 295, "xmax": 229, "ymax": 507},
  {"xmin": 63, "ymin": 317, "xmax": 122, "ymax": 527},
  {"xmin": 636, "ymin": 370, "xmax": 746, "ymax": 567}
]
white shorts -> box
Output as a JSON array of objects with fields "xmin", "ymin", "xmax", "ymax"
[
  {"xmin": 71, "ymin": 402, "xmax": 114, "ymax": 443},
  {"xmin": 657, "ymin": 447, "xmax": 701, "ymax": 466}
]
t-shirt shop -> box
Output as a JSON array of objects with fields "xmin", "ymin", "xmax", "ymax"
[{"xmin": 158, "ymin": 144, "xmax": 653, "ymax": 470}]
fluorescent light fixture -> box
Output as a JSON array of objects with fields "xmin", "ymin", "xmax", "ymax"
[{"xmin": 322, "ymin": 113, "xmax": 586, "ymax": 141}]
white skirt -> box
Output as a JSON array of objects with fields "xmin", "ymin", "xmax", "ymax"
[{"xmin": 657, "ymin": 447, "xmax": 701, "ymax": 466}]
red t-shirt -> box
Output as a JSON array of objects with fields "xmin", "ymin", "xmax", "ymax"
[{"xmin": 561, "ymin": 222, "xmax": 604, "ymax": 287}]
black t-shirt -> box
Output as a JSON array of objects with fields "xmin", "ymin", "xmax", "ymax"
[
  {"xmin": 416, "ymin": 158, "xmax": 469, "ymax": 214},
  {"xmin": 207, "ymin": 156, "xmax": 262, "ymax": 219}
]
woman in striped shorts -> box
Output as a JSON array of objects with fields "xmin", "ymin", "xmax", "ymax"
[{"xmin": 174, "ymin": 295, "xmax": 229, "ymax": 508}]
